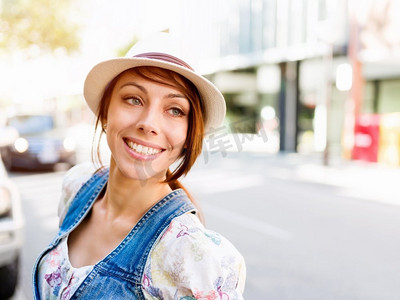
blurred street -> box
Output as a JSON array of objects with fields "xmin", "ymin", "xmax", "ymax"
[
  {"xmin": 2, "ymin": 1, "xmax": 400, "ymax": 299},
  {"xmin": 8, "ymin": 149, "xmax": 400, "ymax": 300}
]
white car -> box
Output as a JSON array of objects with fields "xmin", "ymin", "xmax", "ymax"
[{"xmin": 0, "ymin": 157, "xmax": 24, "ymax": 298}]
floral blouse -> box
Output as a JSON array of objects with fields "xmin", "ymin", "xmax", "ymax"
[
  {"xmin": 38, "ymin": 237, "xmax": 93, "ymax": 300},
  {"xmin": 38, "ymin": 163, "xmax": 246, "ymax": 299}
]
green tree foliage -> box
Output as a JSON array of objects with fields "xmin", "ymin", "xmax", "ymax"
[{"xmin": 0, "ymin": 0, "xmax": 80, "ymax": 55}]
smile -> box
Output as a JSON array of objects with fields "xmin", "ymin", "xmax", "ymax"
[{"xmin": 125, "ymin": 140, "xmax": 163, "ymax": 156}]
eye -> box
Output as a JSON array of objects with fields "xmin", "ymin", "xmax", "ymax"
[
  {"xmin": 167, "ymin": 107, "xmax": 185, "ymax": 117},
  {"xmin": 125, "ymin": 97, "xmax": 142, "ymax": 106}
]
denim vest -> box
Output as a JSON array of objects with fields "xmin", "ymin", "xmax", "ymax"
[{"xmin": 32, "ymin": 168, "xmax": 196, "ymax": 299}]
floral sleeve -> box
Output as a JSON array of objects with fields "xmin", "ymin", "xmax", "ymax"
[
  {"xmin": 142, "ymin": 213, "xmax": 246, "ymax": 300},
  {"xmin": 57, "ymin": 162, "xmax": 96, "ymax": 226}
]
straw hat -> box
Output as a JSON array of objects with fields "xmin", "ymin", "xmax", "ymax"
[{"xmin": 83, "ymin": 32, "xmax": 226, "ymax": 132}]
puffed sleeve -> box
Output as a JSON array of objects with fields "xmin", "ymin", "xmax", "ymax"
[
  {"xmin": 57, "ymin": 162, "xmax": 96, "ymax": 226},
  {"xmin": 142, "ymin": 213, "xmax": 246, "ymax": 299}
]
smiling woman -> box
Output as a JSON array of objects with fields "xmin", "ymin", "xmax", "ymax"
[
  {"xmin": 32, "ymin": 33, "xmax": 246, "ymax": 300},
  {"xmin": 102, "ymin": 69, "xmax": 190, "ymax": 182},
  {"xmin": 96, "ymin": 66, "xmax": 203, "ymax": 184}
]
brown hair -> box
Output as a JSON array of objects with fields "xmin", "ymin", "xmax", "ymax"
[{"xmin": 92, "ymin": 66, "xmax": 206, "ymax": 221}]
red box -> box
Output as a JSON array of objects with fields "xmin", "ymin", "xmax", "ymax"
[{"xmin": 352, "ymin": 114, "xmax": 380, "ymax": 162}]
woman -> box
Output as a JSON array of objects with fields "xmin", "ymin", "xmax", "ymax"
[{"xmin": 32, "ymin": 33, "xmax": 246, "ymax": 299}]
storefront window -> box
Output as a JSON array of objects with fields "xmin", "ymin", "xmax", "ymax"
[{"xmin": 379, "ymin": 79, "xmax": 400, "ymax": 113}]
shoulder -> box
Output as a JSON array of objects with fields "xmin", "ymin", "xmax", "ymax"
[
  {"xmin": 57, "ymin": 162, "xmax": 97, "ymax": 225},
  {"xmin": 143, "ymin": 213, "xmax": 246, "ymax": 299},
  {"xmin": 161, "ymin": 213, "xmax": 240, "ymax": 257}
]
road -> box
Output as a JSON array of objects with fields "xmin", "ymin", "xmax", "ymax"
[{"xmin": 9, "ymin": 151, "xmax": 400, "ymax": 300}]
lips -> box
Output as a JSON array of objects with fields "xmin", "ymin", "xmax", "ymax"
[{"xmin": 124, "ymin": 138, "xmax": 164, "ymax": 156}]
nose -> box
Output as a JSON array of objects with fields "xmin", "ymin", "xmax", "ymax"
[{"xmin": 136, "ymin": 106, "xmax": 160, "ymax": 135}]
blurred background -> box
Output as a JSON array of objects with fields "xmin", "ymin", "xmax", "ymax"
[{"xmin": 0, "ymin": 0, "xmax": 400, "ymax": 299}]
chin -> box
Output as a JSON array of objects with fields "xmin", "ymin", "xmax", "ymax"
[{"xmin": 119, "ymin": 163, "xmax": 167, "ymax": 183}]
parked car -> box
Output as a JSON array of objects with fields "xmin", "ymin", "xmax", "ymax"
[
  {"xmin": 0, "ymin": 114, "xmax": 77, "ymax": 171},
  {"xmin": 0, "ymin": 158, "xmax": 24, "ymax": 299}
]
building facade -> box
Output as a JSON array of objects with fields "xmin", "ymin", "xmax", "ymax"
[{"xmin": 171, "ymin": 0, "xmax": 400, "ymax": 165}]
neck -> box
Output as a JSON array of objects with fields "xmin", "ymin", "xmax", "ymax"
[{"xmin": 101, "ymin": 160, "xmax": 172, "ymax": 221}]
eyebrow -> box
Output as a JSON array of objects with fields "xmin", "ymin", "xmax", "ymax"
[
  {"xmin": 120, "ymin": 82, "xmax": 147, "ymax": 94},
  {"xmin": 119, "ymin": 82, "xmax": 187, "ymax": 99},
  {"xmin": 166, "ymin": 93, "xmax": 187, "ymax": 99}
]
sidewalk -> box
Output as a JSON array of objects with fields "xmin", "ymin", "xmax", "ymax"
[
  {"xmin": 249, "ymin": 150, "xmax": 400, "ymax": 208},
  {"xmin": 201, "ymin": 133, "xmax": 400, "ymax": 207}
]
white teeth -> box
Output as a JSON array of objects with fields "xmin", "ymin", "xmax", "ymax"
[{"xmin": 126, "ymin": 141, "xmax": 162, "ymax": 155}]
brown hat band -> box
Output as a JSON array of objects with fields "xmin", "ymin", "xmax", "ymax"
[{"xmin": 133, "ymin": 52, "xmax": 194, "ymax": 71}]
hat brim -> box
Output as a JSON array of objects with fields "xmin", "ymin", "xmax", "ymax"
[{"xmin": 84, "ymin": 57, "xmax": 226, "ymax": 132}]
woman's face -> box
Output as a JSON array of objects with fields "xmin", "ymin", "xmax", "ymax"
[{"xmin": 105, "ymin": 71, "xmax": 190, "ymax": 182}]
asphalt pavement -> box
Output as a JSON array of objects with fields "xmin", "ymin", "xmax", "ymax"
[
  {"xmin": 9, "ymin": 146, "xmax": 400, "ymax": 300},
  {"xmin": 183, "ymin": 150, "xmax": 400, "ymax": 299}
]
